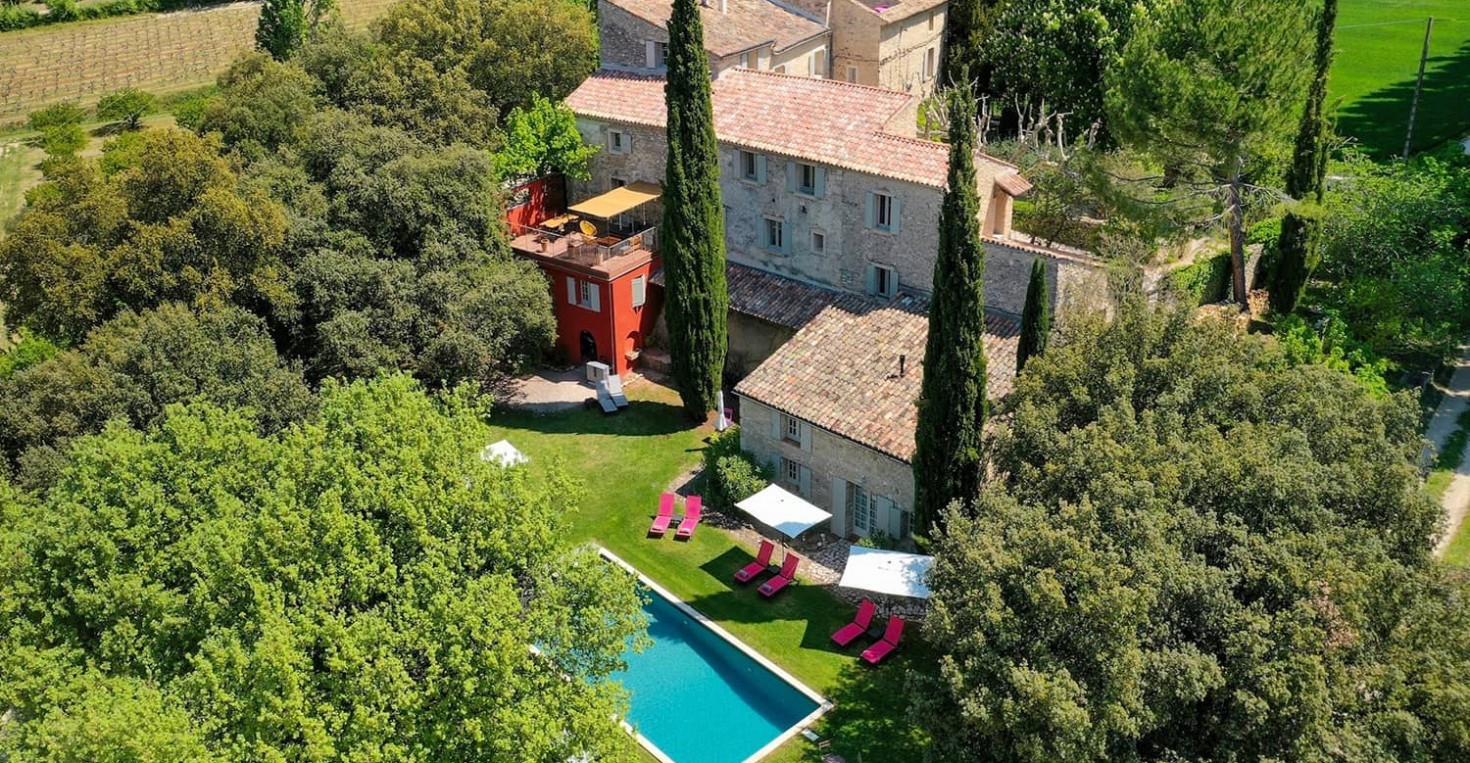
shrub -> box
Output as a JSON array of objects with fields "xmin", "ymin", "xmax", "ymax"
[
  {"xmin": 1169, "ymin": 250, "xmax": 1231, "ymax": 306},
  {"xmin": 1274, "ymin": 313, "xmax": 1391, "ymax": 396},
  {"xmin": 96, "ymin": 88, "xmax": 156, "ymax": 129},
  {"xmin": 39, "ymin": 124, "xmax": 87, "ymax": 157},
  {"xmin": 28, "ymin": 102, "xmax": 87, "ymax": 132},
  {"xmin": 43, "ymin": 0, "xmax": 78, "ymax": 21},
  {"xmin": 0, "ymin": 4, "xmax": 41, "ymax": 30},
  {"xmin": 0, "ymin": 330, "xmax": 61, "ymax": 379},
  {"xmin": 701, "ymin": 426, "xmax": 772, "ymax": 510}
]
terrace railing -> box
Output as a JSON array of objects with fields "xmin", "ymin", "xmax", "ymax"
[{"xmin": 520, "ymin": 224, "xmax": 660, "ymax": 267}]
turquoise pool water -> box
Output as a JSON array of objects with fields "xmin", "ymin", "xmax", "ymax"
[{"xmin": 608, "ymin": 588, "xmax": 820, "ymax": 763}]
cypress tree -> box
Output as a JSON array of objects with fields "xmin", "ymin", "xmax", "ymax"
[
  {"xmin": 913, "ymin": 80, "xmax": 988, "ymax": 538},
  {"xmin": 940, "ymin": 0, "xmax": 1005, "ymax": 96},
  {"xmin": 1016, "ymin": 258, "xmax": 1050, "ymax": 371},
  {"xmin": 1270, "ymin": 0, "xmax": 1337, "ymax": 315},
  {"xmin": 661, "ymin": 0, "xmax": 728, "ymax": 419},
  {"xmin": 256, "ymin": 0, "xmax": 307, "ymax": 61}
]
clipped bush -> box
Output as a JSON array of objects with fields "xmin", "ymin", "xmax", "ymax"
[
  {"xmin": 1169, "ymin": 250, "xmax": 1232, "ymax": 306},
  {"xmin": 701, "ymin": 425, "xmax": 772, "ymax": 510},
  {"xmin": 0, "ymin": 4, "xmax": 42, "ymax": 30}
]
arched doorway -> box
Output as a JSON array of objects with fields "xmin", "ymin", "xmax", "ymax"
[{"xmin": 580, "ymin": 330, "xmax": 598, "ymax": 363}]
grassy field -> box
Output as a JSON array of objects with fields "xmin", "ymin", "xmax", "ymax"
[
  {"xmin": 486, "ymin": 382, "xmax": 928, "ymax": 763},
  {"xmin": 0, "ymin": 0, "xmax": 396, "ymax": 124},
  {"xmin": 1333, "ymin": 0, "xmax": 1470, "ymax": 157}
]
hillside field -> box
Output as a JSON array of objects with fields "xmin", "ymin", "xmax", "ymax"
[{"xmin": 1333, "ymin": 0, "xmax": 1469, "ymax": 157}]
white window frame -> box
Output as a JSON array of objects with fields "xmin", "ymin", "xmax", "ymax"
[
  {"xmin": 764, "ymin": 217, "xmax": 785, "ymax": 252},
  {"xmin": 847, "ymin": 65, "xmax": 858, "ymax": 83},
  {"xmin": 782, "ymin": 414, "xmax": 801, "ymax": 444},
  {"xmin": 781, "ymin": 456, "xmax": 801, "ymax": 488},
  {"xmin": 924, "ymin": 48, "xmax": 936, "ymax": 81},
  {"xmin": 579, "ymin": 280, "xmax": 596, "ymax": 309},
  {"xmin": 607, "ymin": 130, "xmax": 629, "ymax": 155},
  {"xmin": 631, "ymin": 275, "xmax": 646, "ymax": 308},
  {"xmin": 849, "ymin": 484, "xmax": 875, "ymax": 533},
  {"xmin": 657, "ymin": 42, "xmax": 669, "ymax": 68},
  {"xmin": 739, "ymin": 51, "xmax": 753, "ymax": 68},
  {"xmin": 812, "ymin": 49, "xmax": 826, "ymax": 77},
  {"xmin": 811, "ymin": 230, "xmax": 825, "ymax": 255}
]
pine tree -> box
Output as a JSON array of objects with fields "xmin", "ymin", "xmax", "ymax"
[
  {"xmin": 913, "ymin": 80, "xmax": 988, "ymax": 538},
  {"xmin": 1270, "ymin": 0, "xmax": 1337, "ymax": 315},
  {"xmin": 256, "ymin": 0, "xmax": 307, "ymax": 61},
  {"xmin": 1016, "ymin": 258, "xmax": 1050, "ymax": 371},
  {"xmin": 661, "ymin": 0, "xmax": 728, "ymax": 419}
]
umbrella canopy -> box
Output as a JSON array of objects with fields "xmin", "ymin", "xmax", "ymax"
[
  {"xmin": 837, "ymin": 547, "xmax": 933, "ymax": 599},
  {"xmin": 480, "ymin": 439, "xmax": 528, "ymax": 467},
  {"xmin": 735, "ymin": 484, "xmax": 832, "ymax": 540}
]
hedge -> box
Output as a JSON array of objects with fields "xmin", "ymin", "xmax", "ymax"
[{"xmin": 0, "ymin": 0, "xmax": 227, "ymax": 32}]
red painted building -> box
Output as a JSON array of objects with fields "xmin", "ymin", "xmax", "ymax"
[{"xmin": 506, "ymin": 177, "xmax": 662, "ymax": 376}]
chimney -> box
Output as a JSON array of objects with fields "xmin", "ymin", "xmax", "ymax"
[{"xmin": 899, "ymin": 354, "xmax": 907, "ymax": 378}]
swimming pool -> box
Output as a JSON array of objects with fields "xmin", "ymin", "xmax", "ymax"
[{"xmin": 600, "ymin": 550, "xmax": 828, "ymax": 763}]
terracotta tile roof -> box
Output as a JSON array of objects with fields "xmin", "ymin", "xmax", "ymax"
[
  {"xmin": 852, "ymin": 0, "xmax": 946, "ymax": 22},
  {"xmin": 995, "ymin": 171, "xmax": 1033, "ymax": 197},
  {"xmin": 565, "ymin": 68, "xmax": 1022, "ymax": 189},
  {"xmin": 652, "ymin": 262, "xmax": 869, "ymax": 327},
  {"xmin": 609, "ymin": 0, "xmax": 827, "ymax": 56},
  {"xmin": 735, "ymin": 294, "xmax": 1020, "ymax": 463}
]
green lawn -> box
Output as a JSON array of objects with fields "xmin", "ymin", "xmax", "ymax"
[
  {"xmin": 1333, "ymin": 0, "xmax": 1470, "ymax": 157},
  {"xmin": 486, "ymin": 382, "xmax": 929, "ymax": 763}
]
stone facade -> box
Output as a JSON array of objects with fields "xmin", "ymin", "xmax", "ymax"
[
  {"xmin": 598, "ymin": 0, "xmax": 830, "ymax": 77},
  {"xmin": 727, "ymin": 312, "xmax": 796, "ymax": 377},
  {"xmin": 738, "ymin": 398, "xmax": 916, "ymax": 540},
  {"xmin": 567, "ymin": 116, "xmax": 1064, "ymax": 313},
  {"xmin": 830, "ymin": 0, "xmax": 945, "ymax": 98}
]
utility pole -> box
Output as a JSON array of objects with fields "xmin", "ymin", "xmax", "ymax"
[{"xmin": 1403, "ymin": 16, "xmax": 1434, "ymax": 159}]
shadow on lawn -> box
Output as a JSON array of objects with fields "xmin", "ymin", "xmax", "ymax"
[
  {"xmin": 1337, "ymin": 39, "xmax": 1470, "ymax": 158},
  {"xmin": 803, "ymin": 657, "xmax": 932, "ymax": 763},
  {"xmin": 493, "ymin": 399, "xmax": 701, "ymax": 438},
  {"xmin": 695, "ymin": 548, "xmax": 865, "ymax": 652}
]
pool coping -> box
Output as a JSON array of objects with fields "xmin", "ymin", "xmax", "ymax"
[{"xmin": 597, "ymin": 546, "xmax": 834, "ymax": 763}]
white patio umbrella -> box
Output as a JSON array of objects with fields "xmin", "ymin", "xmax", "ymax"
[
  {"xmin": 480, "ymin": 439, "xmax": 528, "ymax": 467},
  {"xmin": 735, "ymin": 483, "xmax": 832, "ymax": 542},
  {"xmin": 837, "ymin": 547, "xmax": 934, "ymax": 616}
]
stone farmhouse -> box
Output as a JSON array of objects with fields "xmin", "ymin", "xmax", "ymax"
[
  {"xmin": 556, "ymin": 68, "xmax": 1105, "ymax": 543},
  {"xmin": 599, "ymin": 0, "xmax": 950, "ymax": 98}
]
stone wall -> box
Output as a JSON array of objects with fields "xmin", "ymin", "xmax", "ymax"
[
  {"xmin": 984, "ymin": 240, "xmax": 1111, "ymax": 317},
  {"xmin": 829, "ymin": 0, "xmax": 882, "ymax": 85},
  {"xmin": 876, "ymin": 6, "xmax": 945, "ymax": 98},
  {"xmin": 727, "ymin": 312, "xmax": 796, "ymax": 379},
  {"xmin": 737, "ymin": 398, "xmax": 915, "ymax": 539}
]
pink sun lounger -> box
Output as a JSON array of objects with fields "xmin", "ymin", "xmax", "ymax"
[
  {"xmin": 675, "ymin": 495, "xmax": 702, "ymax": 540},
  {"xmin": 758, "ymin": 553, "xmax": 801, "ymax": 598},
  {"xmin": 861, "ymin": 616, "xmax": 906, "ymax": 665},
  {"xmin": 648, "ymin": 493, "xmax": 675, "ymax": 536},
  {"xmin": 734, "ymin": 539, "xmax": 776, "ymax": 583},
  {"xmin": 831, "ymin": 599, "xmax": 877, "ymax": 647}
]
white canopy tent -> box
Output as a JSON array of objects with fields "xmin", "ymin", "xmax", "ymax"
[
  {"xmin": 735, "ymin": 484, "xmax": 832, "ymax": 540},
  {"xmin": 837, "ymin": 546, "xmax": 934, "ymax": 600},
  {"xmin": 480, "ymin": 439, "xmax": 528, "ymax": 467}
]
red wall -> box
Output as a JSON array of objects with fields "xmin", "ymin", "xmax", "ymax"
[
  {"xmin": 505, "ymin": 175, "xmax": 566, "ymax": 233},
  {"xmin": 538, "ymin": 258, "xmax": 661, "ymax": 377}
]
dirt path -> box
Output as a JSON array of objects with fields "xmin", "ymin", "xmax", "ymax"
[
  {"xmin": 0, "ymin": 0, "xmax": 396, "ymax": 122},
  {"xmin": 1427, "ymin": 344, "xmax": 1470, "ymax": 556}
]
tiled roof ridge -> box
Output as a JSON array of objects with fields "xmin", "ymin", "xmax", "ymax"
[
  {"xmin": 729, "ymin": 66, "xmax": 914, "ymax": 102},
  {"xmin": 869, "ymin": 131, "xmax": 1023, "ymax": 173}
]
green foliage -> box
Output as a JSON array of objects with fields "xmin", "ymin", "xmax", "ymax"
[
  {"xmin": 374, "ymin": 0, "xmax": 597, "ymax": 116},
  {"xmin": 1273, "ymin": 312, "xmax": 1390, "ymax": 396},
  {"xmin": 0, "ymin": 5, "xmax": 43, "ymax": 31},
  {"xmin": 27, "ymin": 102, "xmax": 87, "ymax": 132},
  {"xmin": 1016, "ymin": 258, "xmax": 1050, "ymax": 371},
  {"xmin": 854, "ymin": 529, "xmax": 900, "ymax": 550},
  {"xmin": 1168, "ymin": 250, "xmax": 1231, "ymax": 305},
  {"xmin": 661, "ymin": 0, "xmax": 728, "ymax": 417},
  {"xmin": 43, "ymin": 0, "xmax": 78, "ymax": 21},
  {"xmin": 701, "ymin": 426, "xmax": 771, "ymax": 511},
  {"xmin": 0, "ymin": 129, "xmax": 290, "ymax": 343},
  {"xmin": 497, "ymin": 93, "xmax": 600, "ymax": 180},
  {"xmin": 95, "ymin": 87, "xmax": 157, "ymax": 129},
  {"xmin": 0, "ymin": 303, "xmax": 314, "ymax": 488},
  {"xmin": 1107, "ymin": 0, "xmax": 1314, "ymax": 302},
  {"xmin": 0, "ymin": 375, "xmax": 647, "ymax": 763},
  {"xmin": 1311, "ymin": 149, "xmax": 1470, "ymax": 360},
  {"xmin": 939, "ymin": 0, "xmax": 1002, "ymax": 92},
  {"xmin": 1270, "ymin": 0, "xmax": 1337, "ymax": 315},
  {"xmin": 39, "ymin": 124, "xmax": 87, "ymax": 157},
  {"xmin": 987, "ymin": 0, "xmax": 1144, "ymax": 136},
  {"xmin": 914, "ymin": 81, "xmax": 989, "ymax": 538},
  {"xmin": 917, "ymin": 306, "xmax": 1469, "ymax": 762},
  {"xmin": 198, "ymin": 53, "xmax": 320, "ymax": 151},
  {"xmin": 0, "ymin": 329, "xmax": 59, "ymax": 379},
  {"xmin": 255, "ymin": 0, "xmax": 306, "ymax": 60}
]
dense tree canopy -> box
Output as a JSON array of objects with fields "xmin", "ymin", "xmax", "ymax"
[
  {"xmin": 1107, "ymin": 0, "xmax": 1314, "ymax": 305},
  {"xmin": 0, "ymin": 375, "xmax": 648, "ymax": 763},
  {"xmin": 0, "ymin": 130, "xmax": 291, "ymax": 343},
  {"xmin": 0, "ymin": 303, "xmax": 312, "ymax": 489},
  {"xmin": 917, "ymin": 307, "xmax": 1470, "ymax": 762},
  {"xmin": 373, "ymin": 0, "xmax": 597, "ymax": 117}
]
